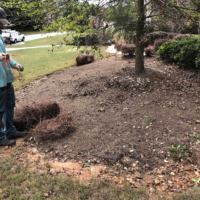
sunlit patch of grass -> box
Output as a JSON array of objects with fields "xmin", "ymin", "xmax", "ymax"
[
  {"xmin": 10, "ymin": 45, "xmax": 111, "ymax": 89},
  {"xmin": 7, "ymin": 33, "xmax": 73, "ymax": 48},
  {"xmin": 11, "ymin": 46, "xmax": 76, "ymax": 89}
]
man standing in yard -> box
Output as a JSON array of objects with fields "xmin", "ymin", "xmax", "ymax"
[{"xmin": 0, "ymin": 7, "xmax": 27, "ymax": 146}]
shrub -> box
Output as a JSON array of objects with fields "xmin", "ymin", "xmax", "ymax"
[
  {"xmin": 85, "ymin": 34, "xmax": 99, "ymax": 45},
  {"xmin": 157, "ymin": 37, "xmax": 200, "ymax": 69},
  {"xmin": 154, "ymin": 38, "xmax": 169, "ymax": 51},
  {"xmin": 73, "ymin": 34, "xmax": 99, "ymax": 46},
  {"xmin": 73, "ymin": 35, "xmax": 86, "ymax": 46},
  {"xmin": 146, "ymin": 31, "xmax": 171, "ymax": 46},
  {"xmin": 174, "ymin": 38, "xmax": 200, "ymax": 68},
  {"xmin": 168, "ymin": 33, "xmax": 177, "ymax": 39},
  {"xmin": 173, "ymin": 34, "xmax": 193, "ymax": 41},
  {"xmin": 144, "ymin": 45, "xmax": 155, "ymax": 57},
  {"xmin": 121, "ymin": 44, "xmax": 135, "ymax": 55},
  {"xmin": 180, "ymin": 23, "xmax": 199, "ymax": 34},
  {"xmin": 157, "ymin": 40, "xmax": 179, "ymax": 62}
]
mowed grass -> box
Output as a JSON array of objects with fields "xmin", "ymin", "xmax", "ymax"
[
  {"xmin": 0, "ymin": 156, "xmax": 148, "ymax": 200},
  {"xmin": 11, "ymin": 45, "xmax": 77, "ymax": 89},
  {"xmin": 6, "ymin": 33, "xmax": 111, "ymax": 89},
  {"xmin": 11, "ymin": 45, "xmax": 110, "ymax": 89},
  {"xmin": 7, "ymin": 33, "xmax": 72, "ymax": 48}
]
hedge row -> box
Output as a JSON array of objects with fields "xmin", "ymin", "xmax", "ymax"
[{"xmin": 157, "ymin": 37, "xmax": 200, "ymax": 69}]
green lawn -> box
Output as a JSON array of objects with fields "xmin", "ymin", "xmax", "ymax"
[
  {"xmin": 6, "ymin": 34, "xmax": 111, "ymax": 89},
  {"xmin": 7, "ymin": 33, "xmax": 73, "ymax": 48},
  {"xmin": 10, "ymin": 45, "xmax": 110, "ymax": 89},
  {"xmin": 0, "ymin": 155, "xmax": 148, "ymax": 200},
  {"xmin": 11, "ymin": 45, "xmax": 77, "ymax": 89}
]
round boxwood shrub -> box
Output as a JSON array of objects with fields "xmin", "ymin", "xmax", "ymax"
[
  {"xmin": 154, "ymin": 38, "xmax": 169, "ymax": 51},
  {"xmin": 157, "ymin": 37, "xmax": 200, "ymax": 69}
]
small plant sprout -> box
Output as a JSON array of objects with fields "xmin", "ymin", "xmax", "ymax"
[
  {"xmin": 168, "ymin": 145, "xmax": 189, "ymax": 161},
  {"xmin": 146, "ymin": 118, "xmax": 156, "ymax": 125},
  {"xmin": 192, "ymin": 178, "xmax": 200, "ymax": 185},
  {"xmin": 83, "ymin": 163, "xmax": 91, "ymax": 168},
  {"xmin": 189, "ymin": 132, "xmax": 200, "ymax": 144},
  {"xmin": 45, "ymin": 162, "xmax": 51, "ymax": 169},
  {"xmin": 189, "ymin": 132, "xmax": 200, "ymax": 140}
]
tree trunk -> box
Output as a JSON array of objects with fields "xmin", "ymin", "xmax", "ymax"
[{"xmin": 135, "ymin": 0, "xmax": 145, "ymax": 73}]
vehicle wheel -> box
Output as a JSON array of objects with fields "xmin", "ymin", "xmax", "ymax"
[
  {"xmin": 14, "ymin": 39, "xmax": 17, "ymax": 44},
  {"xmin": 22, "ymin": 37, "xmax": 25, "ymax": 42}
]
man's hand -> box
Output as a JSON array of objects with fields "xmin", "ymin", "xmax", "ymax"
[
  {"xmin": 0, "ymin": 53, "xmax": 9, "ymax": 61},
  {"xmin": 16, "ymin": 64, "xmax": 24, "ymax": 72}
]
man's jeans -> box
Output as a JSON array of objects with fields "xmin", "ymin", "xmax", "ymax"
[{"xmin": 0, "ymin": 83, "xmax": 16, "ymax": 143}]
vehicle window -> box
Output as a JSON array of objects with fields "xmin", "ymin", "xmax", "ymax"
[{"xmin": 2, "ymin": 33, "xmax": 10, "ymax": 37}]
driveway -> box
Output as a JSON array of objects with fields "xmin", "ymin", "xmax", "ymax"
[
  {"xmin": 25, "ymin": 32, "xmax": 66, "ymax": 41},
  {"xmin": 5, "ymin": 32, "xmax": 66, "ymax": 48},
  {"xmin": 7, "ymin": 46, "xmax": 52, "ymax": 51},
  {"xmin": 6, "ymin": 34, "xmax": 116, "ymax": 54}
]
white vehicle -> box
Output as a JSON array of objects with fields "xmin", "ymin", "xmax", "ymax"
[{"xmin": 1, "ymin": 29, "xmax": 25, "ymax": 44}]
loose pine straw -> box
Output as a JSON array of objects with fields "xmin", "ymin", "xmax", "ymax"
[
  {"xmin": 33, "ymin": 112, "xmax": 75, "ymax": 141},
  {"xmin": 14, "ymin": 101, "xmax": 61, "ymax": 130}
]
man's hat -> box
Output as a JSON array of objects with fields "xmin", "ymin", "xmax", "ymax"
[{"xmin": 0, "ymin": 8, "xmax": 9, "ymax": 24}]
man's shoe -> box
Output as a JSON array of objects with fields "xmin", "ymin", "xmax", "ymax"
[
  {"xmin": 8, "ymin": 131, "xmax": 28, "ymax": 139},
  {"xmin": 0, "ymin": 139, "xmax": 16, "ymax": 146}
]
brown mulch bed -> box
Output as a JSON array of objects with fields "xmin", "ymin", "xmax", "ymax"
[{"xmin": 15, "ymin": 56, "xmax": 200, "ymax": 172}]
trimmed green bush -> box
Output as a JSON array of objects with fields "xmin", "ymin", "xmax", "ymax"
[
  {"xmin": 157, "ymin": 37, "xmax": 200, "ymax": 69},
  {"xmin": 157, "ymin": 40, "xmax": 179, "ymax": 63},
  {"xmin": 154, "ymin": 38, "xmax": 169, "ymax": 51},
  {"xmin": 73, "ymin": 34, "xmax": 99, "ymax": 46}
]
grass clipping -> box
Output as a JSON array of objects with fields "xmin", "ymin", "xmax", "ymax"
[
  {"xmin": 14, "ymin": 101, "xmax": 61, "ymax": 131},
  {"xmin": 33, "ymin": 113, "xmax": 75, "ymax": 141}
]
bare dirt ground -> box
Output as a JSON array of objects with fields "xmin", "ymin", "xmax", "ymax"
[{"xmin": 5, "ymin": 55, "xmax": 200, "ymax": 195}]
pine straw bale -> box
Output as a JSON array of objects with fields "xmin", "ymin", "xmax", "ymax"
[
  {"xmin": 33, "ymin": 113, "xmax": 75, "ymax": 141},
  {"xmin": 76, "ymin": 54, "xmax": 94, "ymax": 66},
  {"xmin": 121, "ymin": 44, "xmax": 135, "ymax": 55},
  {"xmin": 114, "ymin": 43, "xmax": 122, "ymax": 51},
  {"xmin": 114, "ymin": 40, "xmax": 127, "ymax": 51},
  {"xmin": 14, "ymin": 101, "xmax": 60, "ymax": 131}
]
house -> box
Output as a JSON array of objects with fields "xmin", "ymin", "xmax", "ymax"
[{"xmin": 90, "ymin": 16, "xmax": 104, "ymax": 27}]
